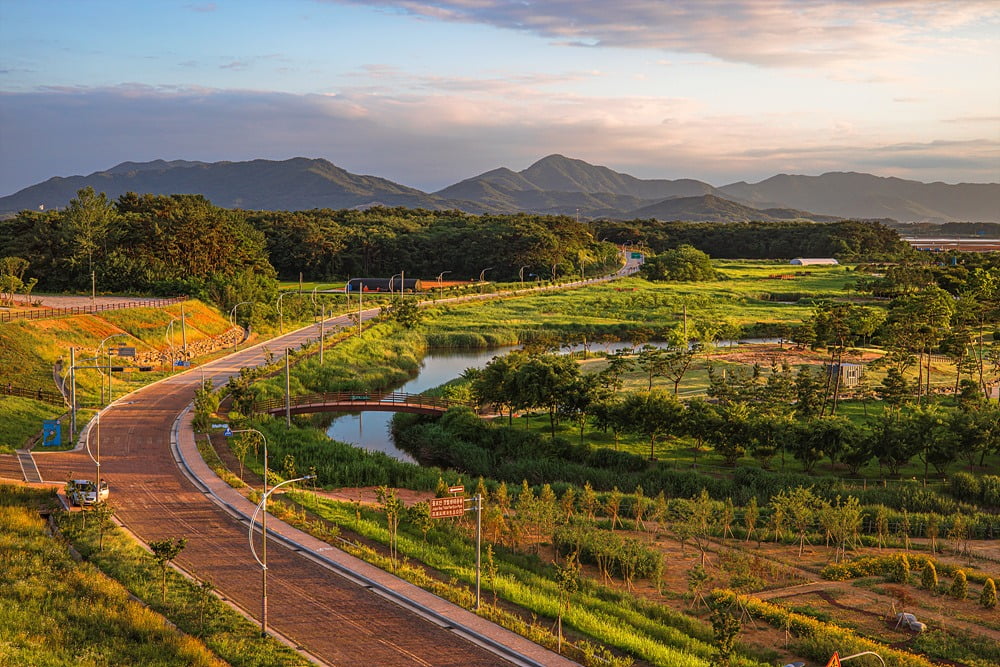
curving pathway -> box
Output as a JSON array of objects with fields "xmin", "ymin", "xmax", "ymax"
[{"xmin": 24, "ymin": 257, "xmax": 643, "ymax": 665}]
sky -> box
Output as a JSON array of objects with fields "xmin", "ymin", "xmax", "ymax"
[{"xmin": 1, "ymin": 0, "xmax": 998, "ymax": 196}]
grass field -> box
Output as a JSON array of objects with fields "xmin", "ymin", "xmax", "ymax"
[{"xmin": 0, "ymin": 485, "xmax": 226, "ymax": 667}]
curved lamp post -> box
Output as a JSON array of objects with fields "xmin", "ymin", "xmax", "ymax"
[
  {"xmin": 275, "ymin": 292, "xmax": 290, "ymax": 334},
  {"xmin": 388, "ymin": 272, "xmax": 403, "ymax": 295},
  {"xmin": 230, "ymin": 301, "xmax": 252, "ymax": 351},
  {"xmin": 478, "ymin": 267, "xmax": 493, "ymax": 282},
  {"xmin": 518, "ymin": 265, "xmax": 529, "ymax": 286},
  {"xmin": 436, "ymin": 270, "xmax": 451, "ymax": 287},
  {"xmin": 248, "ymin": 472, "xmax": 315, "ymax": 636}
]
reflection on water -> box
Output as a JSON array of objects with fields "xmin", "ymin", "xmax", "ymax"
[
  {"xmin": 325, "ymin": 347, "xmax": 515, "ymax": 461},
  {"xmin": 325, "ymin": 338, "xmax": 780, "ymax": 461}
]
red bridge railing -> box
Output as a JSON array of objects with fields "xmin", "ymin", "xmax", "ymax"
[{"xmin": 251, "ymin": 391, "xmax": 468, "ymax": 415}]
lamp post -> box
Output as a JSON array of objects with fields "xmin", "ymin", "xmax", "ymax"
[
  {"xmin": 389, "ymin": 272, "xmax": 403, "ymax": 296},
  {"xmin": 478, "ymin": 267, "xmax": 493, "ymax": 282},
  {"xmin": 276, "ymin": 292, "xmax": 290, "ymax": 334},
  {"xmin": 248, "ymin": 472, "xmax": 316, "ymax": 636},
  {"xmin": 98, "ymin": 333, "xmax": 128, "ymax": 405},
  {"xmin": 518, "ymin": 265, "xmax": 529, "ymax": 287},
  {"xmin": 436, "ymin": 270, "xmax": 451, "ymax": 288},
  {"xmin": 225, "ymin": 427, "xmax": 267, "ymax": 633},
  {"xmin": 230, "ymin": 301, "xmax": 252, "ymax": 351}
]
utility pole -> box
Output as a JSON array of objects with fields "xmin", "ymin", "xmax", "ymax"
[
  {"xmin": 319, "ymin": 302, "xmax": 325, "ymax": 365},
  {"xmin": 285, "ymin": 349, "xmax": 291, "ymax": 428},
  {"xmin": 180, "ymin": 306, "xmax": 188, "ymax": 357},
  {"xmin": 69, "ymin": 347, "xmax": 76, "ymax": 440}
]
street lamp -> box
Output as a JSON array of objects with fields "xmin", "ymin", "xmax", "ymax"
[
  {"xmin": 389, "ymin": 272, "xmax": 403, "ymax": 295},
  {"xmin": 436, "ymin": 270, "xmax": 451, "ymax": 287},
  {"xmin": 230, "ymin": 302, "xmax": 252, "ymax": 351},
  {"xmin": 518, "ymin": 265, "xmax": 529, "ymax": 287},
  {"xmin": 98, "ymin": 333, "xmax": 129, "ymax": 405},
  {"xmin": 478, "ymin": 267, "xmax": 493, "ymax": 282},
  {"xmin": 248, "ymin": 472, "xmax": 316, "ymax": 636},
  {"xmin": 224, "ymin": 427, "xmax": 267, "ymax": 632},
  {"xmin": 276, "ymin": 292, "xmax": 290, "ymax": 334}
]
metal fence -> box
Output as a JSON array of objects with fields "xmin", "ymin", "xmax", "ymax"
[
  {"xmin": 0, "ymin": 296, "xmax": 187, "ymax": 323},
  {"xmin": 1, "ymin": 383, "xmax": 65, "ymax": 405}
]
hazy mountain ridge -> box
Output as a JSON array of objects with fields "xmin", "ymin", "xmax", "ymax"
[{"xmin": 2, "ymin": 155, "xmax": 996, "ymax": 222}]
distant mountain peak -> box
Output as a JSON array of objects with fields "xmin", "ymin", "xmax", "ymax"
[{"xmin": 1, "ymin": 155, "xmax": 996, "ymax": 222}]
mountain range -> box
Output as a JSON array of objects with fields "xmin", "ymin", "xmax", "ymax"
[{"xmin": 2, "ymin": 154, "xmax": 997, "ymax": 223}]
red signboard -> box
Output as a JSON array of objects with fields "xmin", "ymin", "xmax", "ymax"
[
  {"xmin": 448, "ymin": 485, "xmax": 465, "ymax": 495},
  {"xmin": 430, "ymin": 496, "xmax": 466, "ymax": 518},
  {"xmin": 825, "ymin": 652, "xmax": 841, "ymax": 667}
]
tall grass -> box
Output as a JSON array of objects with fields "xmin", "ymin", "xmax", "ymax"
[{"xmin": 0, "ymin": 485, "xmax": 225, "ymax": 667}]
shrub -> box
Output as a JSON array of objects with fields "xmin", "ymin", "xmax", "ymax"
[
  {"xmin": 948, "ymin": 472, "xmax": 980, "ymax": 502},
  {"xmin": 951, "ymin": 570, "xmax": 968, "ymax": 599},
  {"xmin": 920, "ymin": 562, "xmax": 937, "ymax": 591},
  {"xmin": 981, "ymin": 578, "xmax": 997, "ymax": 609},
  {"xmin": 891, "ymin": 554, "xmax": 911, "ymax": 584}
]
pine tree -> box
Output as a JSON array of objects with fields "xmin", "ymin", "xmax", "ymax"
[
  {"xmin": 980, "ymin": 578, "xmax": 997, "ymax": 609},
  {"xmin": 951, "ymin": 569, "xmax": 968, "ymax": 599},
  {"xmin": 921, "ymin": 562, "xmax": 938, "ymax": 591}
]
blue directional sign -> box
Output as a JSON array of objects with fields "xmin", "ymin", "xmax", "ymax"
[{"xmin": 223, "ymin": 426, "xmax": 233, "ymax": 437}]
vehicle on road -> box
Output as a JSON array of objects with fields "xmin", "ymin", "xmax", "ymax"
[{"xmin": 67, "ymin": 479, "xmax": 109, "ymax": 506}]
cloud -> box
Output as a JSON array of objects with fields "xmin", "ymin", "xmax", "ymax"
[
  {"xmin": 326, "ymin": 0, "xmax": 1000, "ymax": 68},
  {"xmin": 1, "ymin": 85, "xmax": 996, "ymax": 197}
]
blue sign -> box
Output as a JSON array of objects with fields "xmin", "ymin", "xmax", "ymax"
[
  {"xmin": 174, "ymin": 360, "xmax": 190, "ymax": 367},
  {"xmin": 42, "ymin": 420, "xmax": 62, "ymax": 447},
  {"xmin": 223, "ymin": 426, "xmax": 233, "ymax": 437}
]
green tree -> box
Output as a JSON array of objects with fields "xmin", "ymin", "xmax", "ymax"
[
  {"xmin": 981, "ymin": 578, "xmax": 997, "ymax": 609},
  {"xmin": 921, "ymin": 562, "xmax": 938, "ymax": 591},
  {"xmin": 375, "ymin": 486, "xmax": 405, "ymax": 569},
  {"xmin": 620, "ymin": 390, "xmax": 682, "ymax": 460},
  {"xmin": 149, "ymin": 537, "xmax": 187, "ymax": 603},
  {"xmin": 641, "ymin": 244, "xmax": 718, "ymax": 282},
  {"xmin": 709, "ymin": 604, "xmax": 741, "ymax": 666},
  {"xmin": 63, "ymin": 186, "xmax": 117, "ymax": 290},
  {"xmin": 951, "ymin": 569, "xmax": 968, "ymax": 599},
  {"xmin": 555, "ymin": 551, "xmax": 581, "ymax": 653}
]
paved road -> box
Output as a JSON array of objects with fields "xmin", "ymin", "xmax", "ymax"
[
  {"xmin": 28, "ymin": 261, "xmax": 645, "ymax": 665},
  {"xmin": 31, "ymin": 302, "xmax": 581, "ymax": 666}
]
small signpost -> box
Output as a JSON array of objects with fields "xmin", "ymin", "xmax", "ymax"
[
  {"xmin": 114, "ymin": 346, "xmax": 136, "ymax": 358},
  {"xmin": 825, "ymin": 652, "xmax": 842, "ymax": 667},
  {"xmin": 429, "ymin": 491, "xmax": 483, "ymax": 609},
  {"xmin": 429, "ymin": 496, "xmax": 465, "ymax": 518}
]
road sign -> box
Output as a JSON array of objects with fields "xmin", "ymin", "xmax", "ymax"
[
  {"xmin": 630, "ymin": 251, "xmax": 643, "ymax": 259},
  {"xmin": 115, "ymin": 346, "xmax": 136, "ymax": 357},
  {"xmin": 824, "ymin": 652, "xmax": 841, "ymax": 667},
  {"xmin": 42, "ymin": 420, "xmax": 62, "ymax": 447},
  {"xmin": 223, "ymin": 426, "xmax": 233, "ymax": 437},
  {"xmin": 448, "ymin": 485, "xmax": 465, "ymax": 495},
  {"xmin": 429, "ymin": 496, "xmax": 466, "ymax": 518},
  {"xmin": 212, "ymin": 423, "xmax": 229, "ymax": 429}
]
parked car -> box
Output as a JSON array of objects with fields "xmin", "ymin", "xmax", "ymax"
[
  {"xmin": 894, "ymin": 612, "xmax": 927, "ymax": 633},
  {"xmin": 67, "ymin": 479, "xmax": 109, "ymax": 506}
]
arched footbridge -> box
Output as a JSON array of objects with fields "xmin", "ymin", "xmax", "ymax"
[{"xmin": 252, "ymin": 391, "xmax": 473, "ymax": 417}]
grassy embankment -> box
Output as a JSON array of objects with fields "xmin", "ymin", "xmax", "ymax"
[
  {"xmin": 0, "ymin": 484, "xmax": 308, "ymax": 666},
  {"xmin": 1, "ymin": 484, "xmax": 295, "ymax": 666},
  {"xmin": 0, "ymin": 299, "xmax": 241, "ymax": 453}
]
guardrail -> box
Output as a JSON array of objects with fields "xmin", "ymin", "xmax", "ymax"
[
  {"xmin": 0, "ymin": 296, "xmax": 187, "ymax": 323},
  {"xmin": 252, "ymin": 390, "xmax": 468, "ymax": 415}
]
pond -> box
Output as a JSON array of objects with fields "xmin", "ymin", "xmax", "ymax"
[
  {"xmin": 324, "ymin": 337, "xmax": 779, "ymax": 461},
  {"xmin": 325, "ymin": 347, "xmax": 514, "ymax": 462}
]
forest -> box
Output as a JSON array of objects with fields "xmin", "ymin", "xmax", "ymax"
[{"xmin": 0, "ymin": 188, "xmax": 918, "ymax": 314}]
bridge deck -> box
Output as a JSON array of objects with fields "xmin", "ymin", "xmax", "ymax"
[{"xmin": 253, "ymin": 390, "xmax": 467, "ymax": 416}]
